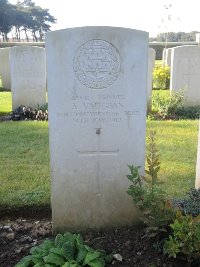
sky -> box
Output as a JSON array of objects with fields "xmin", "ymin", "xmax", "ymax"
[{"xmin": 9, "ymin": 0, "xmax": 200, "ymax": 37}]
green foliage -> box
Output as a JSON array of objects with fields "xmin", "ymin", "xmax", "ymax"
[
  {"xmin": 126, "ymin": 131, "xmax": 174, "ymax": 231},
  {"xmin": 173, "ymin": 106, "xmax": 200, "ymax": 120},
  {"xmin": 153, "ymin": 66, "xmax": 170, "ymax": 89},
  {"xmin": 163, "ymin": 212, "xmax": 200, "ymax": 264},
  {"xmin": 0, "ymin": 91, "xmax": 12, "ymax": 115},
  {"xmin": 173, "ymin": 188, "xmax": 200, "ymax": 217},
  {"xmin": 15, "ymin": 232, "xmax": 113, "ymax": 267},
  {"xmin": 152, "ymin": 89, "xmax": 184, "ymax": 119},
  {"xmin": 145, "ymin": 131, "xmax": 161, "ymax": 186}
]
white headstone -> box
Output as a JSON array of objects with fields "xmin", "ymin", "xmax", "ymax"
[
  {"xmin": 147, "ymin": 48, "xmax": 156, "ymax": 112},
  {"xmin": 162, "ymin": 48, "xmax": 167, "ymax": 67},
  {"xmin": 46, "ymin": 27, "xmax": 148, "ymax": 232},
  {"xmin": 196, "ymin": 33, "xmax": 200, "ymax": 44},
  {"xmin": 170, "ymin": 45, "xmax": 200, "ymax": 106},
  {"xmin": 165, "ymin": 48, "xmax": 172, "ymax": 67},
  {"xmin": 0, "ymin": 48, "xmax": 11, "ymax": 90},
  {"xmin": 10, "ymin": 46, "xmax": 46, "ymax": 110},
  {"xmin": 162, "ymin": 48, "xmax": 172, "ymax": 67}
]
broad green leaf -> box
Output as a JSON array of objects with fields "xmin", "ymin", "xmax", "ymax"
[
  {"xmin": 69, "ymin": 261, "xmax": 80, "ymax": 267},
  {"xmin": 76, "ymin": 234, "xmax": 84, "ymax": 247},
  {"xmin": 44, "ymin": 253, "xmax": 65, "ymax": 265},
  {"xmin": 55, "ymin": 234, "xmax": 65, "ymax": 247},
  {"xmin": 76, "ymin": 246, "xmax": 87, "ymax": 263},
  {"xmin": 84, "ymin": 245, "xmax": 94, "ymax": 252},
  {"xmin": 87, "ymin": 258, "xmax": 105, "ymax": 267},
  {"xmin": 83, "ymin": 251, "xmax": 101, "ymax": 265},
  {"xmin": 63, "ymin": 233, "xmax": 76, "ymax": 244},
  {"xmin": 50, "ymin": 247, "xmax": 63, "ymax": 256},
  {"xmin": 62, "ymin": 241, "xmax": 76, "ymax": 261},
  {"xmin": 32, "ymin": 254, "xmax": 45, "ymax": 265},
  {"xmin": 14, "ymin": 255, "xmax": 33, "ymax": 267}
]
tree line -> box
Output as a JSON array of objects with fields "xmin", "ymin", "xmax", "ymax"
[
  {"xmin": 0, "ymin": 0, "xmax": 56, "ymax": 42},
  {"xmin": 150, "ymin": 31, "xmax": 199, "ymax": 42}
]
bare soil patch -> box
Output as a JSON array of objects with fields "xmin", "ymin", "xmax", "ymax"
[{"xmin": 0, "ymin": 215, "xmax": 187, "ymax": 267}]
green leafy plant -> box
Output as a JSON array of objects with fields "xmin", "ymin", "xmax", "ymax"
[
  {"xmin": 15, "ymin": 232, "xmax": 113, "ymax": 267},
  {"xmin": 153, "ymin": 66, "xmax": 170, "ymax": 89},
  {"xmin": 145, "ymin": 131, "xmax": 161, "ymax": 186},
  {"xmin": 163, "ymin": 212, "xmax": 200, "ymax": 265},
  {"xmin": 173, "ymin": 106, "xmax": 200, "ymax": 120},
  {"xmin": 173, "ymin": 188, "xmax": 200, "ymax": 217},
  {"xmin": 152, "ymin": 89, "xmax": 184, "ymax": 119},
  {"xmin": 126, "ymin": 131, "xmax": 174, "ymax": 231}
]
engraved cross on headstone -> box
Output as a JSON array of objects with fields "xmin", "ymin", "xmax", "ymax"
[{"xmin": 77, "ymin": 128, "xmax": 119, "ymax": 195}]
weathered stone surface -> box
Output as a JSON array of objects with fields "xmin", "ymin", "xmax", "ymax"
[
  {"xmin": 0, "ymin": 48, "xmax": 11, "ymax": 90},
  {"xmin": 46, "ymin": 27, "xmax": 148, "ymax": 232},
  {"xmin": 10, "ymin": 46, "xmax": 46, "ymax": 110},
  {"xmin": 170, "ymin": 45, "xmax": 200, "ymax": 106},
  {"xmin": 163, "ymin": 48, "xmax": 172, "ymax": 67},
  {"xmin": 147, "ymin": 48, "xmax": 156, "ymax": 112}
]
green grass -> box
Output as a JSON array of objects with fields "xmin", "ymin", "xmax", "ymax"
[
  {"xmin": 0, "ymin": 91, "xmax": 199, "ymax": 208},
  {"xmin": 0, "ymin": 91, "xmax": 12, "ymax": 116},
  {"xmin": 0, "ymin": 121, "xmax": 50, "ymax": 208},
  {"xmin": 146, "ymin": 119, "xmax": 198, "ymax": 197}
]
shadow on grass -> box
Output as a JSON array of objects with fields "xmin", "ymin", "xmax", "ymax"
[{"xmin": 0, "ymin": 111, "xmax": 11, "ymax": 116}]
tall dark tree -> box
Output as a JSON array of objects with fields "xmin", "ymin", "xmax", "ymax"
[
  {"xmin": 16, "ymin": 0, "xmax": 56, "ymax": 41},
  {"xmin": 0, "ymin": 0, "xmax": 56, "ymax": 42},
  {"xmin": 0, "ymin": 0, "xmax": 15, "ymax": 41},
  {"xmin": 155, "ymin": 31, "xmax": 199, "ymax": 42}
]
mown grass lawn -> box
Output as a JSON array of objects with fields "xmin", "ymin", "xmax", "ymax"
[
  {"xmin": 0, "ymin": 91, "xmax": 12, "ymax": 116},
  {"xmin": 0, "ymin": 121, "xmax": 50, "ymax": 208},
  {"xmin": 0, "ymin": 91, "xmax": 199, "ymax": 208},
  {"xmin": 146, "ymin": 119, "xmax": 198, "ymax": 197}
]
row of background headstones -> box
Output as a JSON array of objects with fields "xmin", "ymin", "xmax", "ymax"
[
  {"xmin": 0, "ymin": 45, "xmax": 155, "ymax": 111},
  {"xmin": 163, "ymin": 45, "xmax": 200, "ymax": 106},
  {"xmin": 3, "ymin": 44, "xmax": 200, "ymax": 112}
]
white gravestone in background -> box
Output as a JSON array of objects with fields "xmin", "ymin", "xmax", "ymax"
[
  {"xmin": 147, "ymin": 48, "xmax": 156, "ymax": 112},
  {"xmin": 10, "ymin": 46, "xmax": 46, "ymax": 110},
  {"xmin": 163, "ymin": 48, "xmax": 172, "ymax": 67},
  {"xmin": 170, "ymin": 45, "xmax": 200, "ymax": 106},
  {"xmin": 162, "ymin": 48, "xmax": 167, "ymax": 67},
  {"xmin": 46, "ymin": 27, "xmax": 148, "ymax": 232},
  {"xmin": 0, "ymin": 48, "xmax": 11, "ymax": 90}
]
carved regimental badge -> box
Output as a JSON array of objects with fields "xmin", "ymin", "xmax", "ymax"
[{"xmin": 73, "ymin": 39, "xmax": 120, "ymax": 89}]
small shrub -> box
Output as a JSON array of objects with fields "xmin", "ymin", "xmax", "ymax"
[
  {"xmin": 15, "ymin": 232, "xmax": 113, "ymax": 267},
  {"xmin": 163, "ymin": 212, "xmax": 200, "ymax": 264},
  {"xmin": 126, "ymin": 131, "xmax": 174, "ymax": 231},
  {"xmin": 153, "ymin": 66, "xmax": 170, "ymax": 89},
  {"xmin": 173, "ymin": 106, "xmax": 200, "ymax": 120},
  {"xmin": 152, "ymin": 89, "xmax": 184, "ymax": 119},
  {"xmin": 173, "ymin": 188, "xmax": 200, "ymax": 217}
]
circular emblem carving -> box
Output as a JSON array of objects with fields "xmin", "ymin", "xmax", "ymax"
[{"xmin": 73, "ymin": 39, "xmax": 120, "ymax": 89}]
